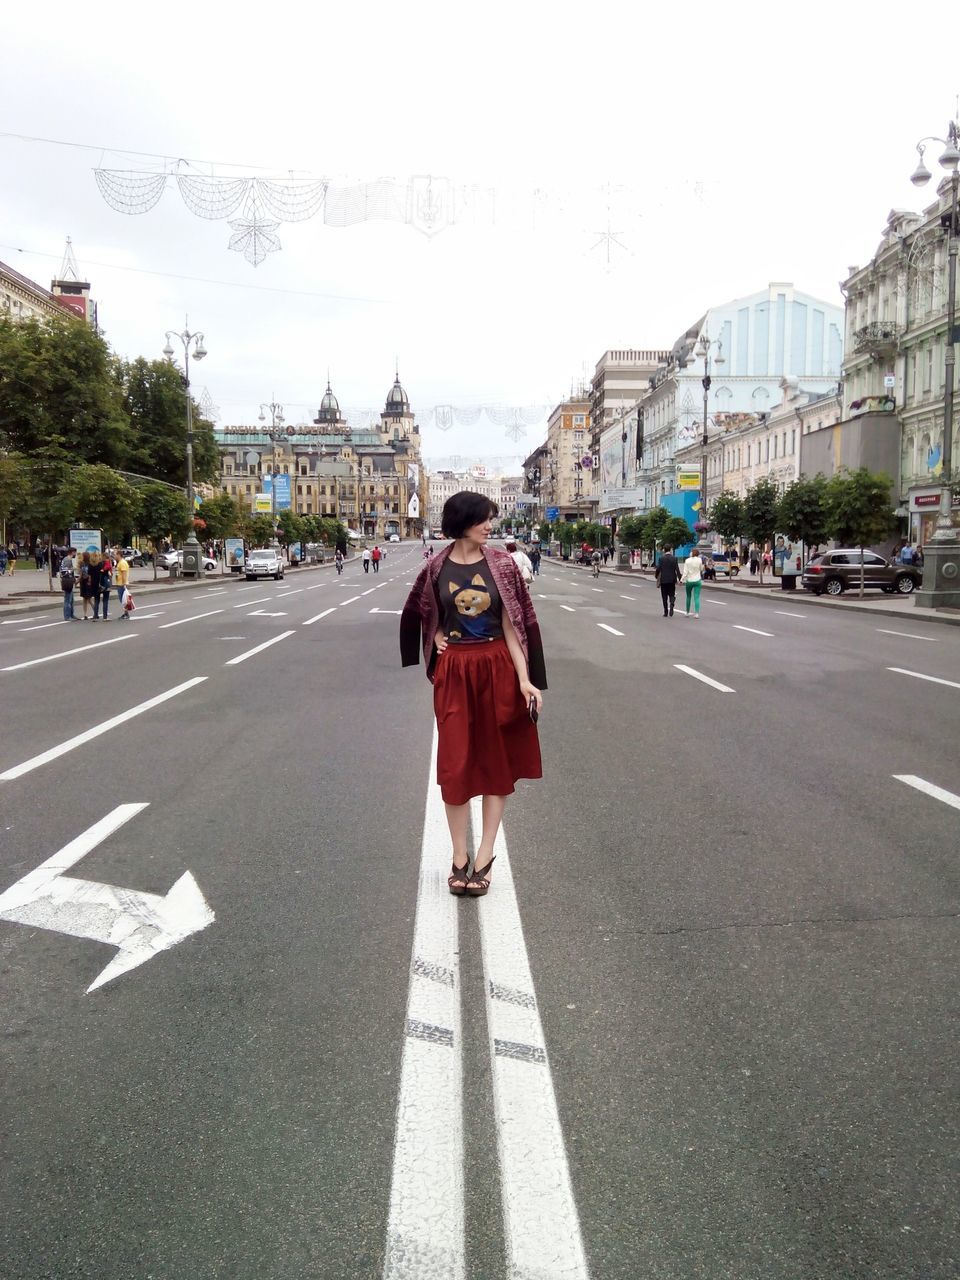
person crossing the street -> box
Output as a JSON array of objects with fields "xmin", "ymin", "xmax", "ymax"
[
  {"xmin": 400, "ymin": 491, "xmax": 546, "ymax": 898},
  {"xmin": 114, "ymin": 552, "xmax": 130, "ymax": 613},
  {"xmin": 655, "ymin": 544, "xmax": 680, "ymax": 616},
  {"xmin": 372, "ymin": 544, "xmax": 382, "ymax": 573},
  {"xmin": 681, "ymin": 546, "xmax": 704, "ymax": 617},
  {"xmin": 59, "ymin": 550, "xmax": 77, "ymax": 620},
  {"xmin": 362, "ymin": 547, "xmax": 372, "ymax": 573}
]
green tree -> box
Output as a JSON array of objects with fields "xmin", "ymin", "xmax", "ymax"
[
  {"xmin": 0, "ymin": 315, "xmax": 132, "ymax": 466},
  {"xmin": 275, "ymin": 508, "xmax": 304, "ymax": 550},
  {"xmin": 196, "ymin": 492, "xmax": 243, "ymax": 542},
  {"xmin": 537, "ymin": 520, "xmax": 554, "ymax": 544},
  {"xmin": 642, "ymin": 507, "xmax": 670, "ymax": 555},
  {"xmin": 244, "ymin": 514, "xmax": 277, "ymax": 547},
  {"xmin": 10, "ymin": 456, "xmax": 78, "ymax": 588},
  {"xmin": 68, "ymin": 464, "xmax": 142, "ymax": 541},
  {"xmin": 743, "ymin": 478, "xmax": 780, "ymax": 584},
  {"xmin": 776, "ymin": 475, "xmax": 829, "ymax": 565},
  {"xmin": 709, "ymin": 491, "xmax": 746, "ymax": 555},
  {"xmin": 134, "ymin": 482, "xmax": 192, "ymax": 580},
  {"xmin": 660, "ymin": 516, "xmax": 694, "ymax": 551},
  {"xmin": 824, "ymin": 467, "xmax": 897, "ymax": 597},
  {"xmin": 119, "ymin": 357, "xmax": 219, "ymax": 487},
  {"xmin": 617, "ymin": 514, "xmax": 647, "ymax": 549}
]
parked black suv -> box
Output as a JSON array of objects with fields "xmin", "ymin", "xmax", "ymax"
[{"xmin": 801, "ymin": 550, "xmax": 922, "ymax": 596}]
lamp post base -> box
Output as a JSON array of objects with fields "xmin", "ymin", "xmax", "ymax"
[{"xmin": 913, "ymin": 540, "xmax": 960, "ymax": 610}]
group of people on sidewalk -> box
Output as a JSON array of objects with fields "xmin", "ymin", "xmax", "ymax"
[{"xmin": 58, "ymin": 549, "xmax": 132, "ymax": 621}]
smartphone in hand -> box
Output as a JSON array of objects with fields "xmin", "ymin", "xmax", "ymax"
[{"xmin": 528, "ymin": 694, "xmax": 539, "ymax": 724}]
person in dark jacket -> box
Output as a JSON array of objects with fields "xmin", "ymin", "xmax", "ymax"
[{"xmin": 655, "ymin": 544, "xmax": 680, "ymax": 617}]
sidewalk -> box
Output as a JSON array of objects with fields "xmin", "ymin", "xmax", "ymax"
[
  {"xmin": 0, "ymin": 555, "xmax": 348, "ymax": 617},
  {"xmin": 544, "ymin": 559, "xmax": 960, "ymax": 627}
]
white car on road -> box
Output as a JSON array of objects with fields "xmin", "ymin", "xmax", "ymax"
[
  {"xmin": 245, "ymin": 548, "xmax": 285, "ymax": 580},
  {"xmin": 159, "ymin": 549, "xmax": 218, "ymax": 572}
]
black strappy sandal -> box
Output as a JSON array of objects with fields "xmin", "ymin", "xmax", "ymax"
[
  {"xmin": 448, "ymin": 856, "xmax": 470, "ymax": 896},
  {"xmin": 466, "ymin": 855, "xmax": 496, "ymax": 897}
]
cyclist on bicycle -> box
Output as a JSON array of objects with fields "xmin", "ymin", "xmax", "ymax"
[
  {"xmin": 591, "ymin": 548, "xmax": 602, "ymax": 578},
  {"xmin": 335, "ymin": 549, "xmax": 344, "ymax": 575}
]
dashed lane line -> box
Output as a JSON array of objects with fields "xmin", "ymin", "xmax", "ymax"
[
  {"xmin": 224, "ymin": 630, "xmax": 296, "ymax": 666},
  {"xmin": 0, "ymin": 677, "xmax": 208, "ymax": 781},
  {"xmin": 597, "ymin": 623, "xmax": 624, "ymax": 636},
  {"xmin": 619, "ymin": 595, "xmax": 636, "ymax": 601},
  {"xmin": 2, "ymin": 633, "xmax": 137, "ymax": 672},
  {"xmin": 303, "ymin": 608, "xmax": 336, "ymax": 626},
  {"xmin": 340, "ymin": 595, "xmax": 362, "ymax": 605},
  {"xmin": 893, "ymin": 774, "xmax": 960, "ymax": 811},
  {"xmin": 732, "ymin": 624, "xmax": 774, "ymax": 637},
  {"xmin": 234, "ymin": 597, "xmax": 272, "ymax": 608},
  {"xmin": 775, "ymin": 611, "xmax": 807, "ymax": 618},
  {"xmin": 560, "ymin": 605, "xmax": 576, "ymax": 612},
  {"xmin": 876, "ymin": 629, "xmax": 938, "ymax": 642},
  {"xmin": 888, "ymin": 666, "xmax": 960, "ymax": 690},
  {"xmin": 674, "ymin": 664, "xmax": 736, "ymax": 693},
  {"xmin": 158, "ymin": 610, "xmax": 225, "ymax": 629},
  {"xmin": 3, "ymin": 615, "xmax": 52, "ymax": 625},
  {"xmin": 16, "ymin": 620, "xmax": 70, "ymax": 632}
]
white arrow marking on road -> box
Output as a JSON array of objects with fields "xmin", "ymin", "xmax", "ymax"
[
  {"xmin": 0, "ymin": 803, "xmax": 214, "ymax": 994},
  {"xmin": 370, "ymin": 608, "xmax": 402, "ymax": 614},
  {"xmin": 1, "ymin": 633, "xmax": 137, "ymax": 672},
  {"xmin": 893, "ymin": 774, "xmax": 960, "ymax": 811},
  {"xmin": 247, "ymin": 610, "xmax": 288, "ymax": 617},
  {"xmin": 303, "ymin": 608, "xmax": 336, "ymax": 626}
]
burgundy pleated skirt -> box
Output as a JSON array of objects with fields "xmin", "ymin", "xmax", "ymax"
[{"xmin": 433, "ymin": 638, "xmax": 542, "ymax": 805}]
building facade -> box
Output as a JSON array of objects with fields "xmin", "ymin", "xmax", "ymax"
[
  {"xmin": 589, "ymin": 349, "xmax": 670, "ymax": 516},
  {"xmin": 426, "ymin": 468, "xmax": 506, "ymax": 532},
  {"xmin": 541, "ymin": 396, "xmax": 594, "ymax": 522},
  {"xmin": 215, "ymin": 376, "xmax": 427, "ymax": 540},
  {"xmin": 1, "ymin": 254, "xmax": 98, "ymax": 329}
]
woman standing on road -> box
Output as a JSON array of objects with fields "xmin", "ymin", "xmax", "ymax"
[
  {"xmin": 401, "ymin": 491, "xmax": 546, "ymax": 897},
  {"xmin": 681, "ymin": 546, "xmax": 703, "ymax": 617},
  {"xmin": 78, "ymin": 551, "xmax": 95, "ymax": 620}
]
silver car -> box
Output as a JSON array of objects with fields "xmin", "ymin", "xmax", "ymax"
[{"xmin": 245, "ymin": 548, "xmax": 285, "ymax": 581}]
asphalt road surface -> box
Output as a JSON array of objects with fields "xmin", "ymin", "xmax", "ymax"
[{"xmin": 1, "ymin": 545, "xmax": 958, "ymax": 1279}]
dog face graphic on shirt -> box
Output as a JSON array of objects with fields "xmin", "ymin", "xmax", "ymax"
[{"xmin": 447, "ymin": 574, "xmax": 493, "ymax": 640}]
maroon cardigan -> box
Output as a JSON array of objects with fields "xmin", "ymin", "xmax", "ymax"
[{"xmin": 400, "ymin": 544, "xmax": 547, "ymax": 688}]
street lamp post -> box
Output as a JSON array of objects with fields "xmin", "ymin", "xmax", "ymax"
[
  {"xmin": 258, "ymin": 400, "xmax": 286, "ymax": 544},
  {"xmin": 163, "ymin": 321, "xmax": 207, "ymax": 575},
  {"xmin": 910, "ymin": 119, "xmax": 960, "ymax": 609},
  {"xmin": 695, "ymin": 331, "xmax": 725, "ymax": 553}
]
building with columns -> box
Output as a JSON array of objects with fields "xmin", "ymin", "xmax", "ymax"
[{"xmin": 215, "ymin": 375, "xmax": 427, "ymax": 540}]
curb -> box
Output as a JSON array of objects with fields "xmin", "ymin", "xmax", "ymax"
[{"xmin": 546, "ymin": 561, "xmax": 960, "ymax": 628}]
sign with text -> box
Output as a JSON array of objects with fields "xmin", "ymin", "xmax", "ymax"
[
  {"xmin": 263, "ymin": 473, "xmax": 292, "ymax": 510},
  {"xmin": 676, "ymin": 470, "xmax": 701, "ymax": 491},
  {"xmin": 69, "ymin": 528, "xmax": 102, "ymax": 554}
]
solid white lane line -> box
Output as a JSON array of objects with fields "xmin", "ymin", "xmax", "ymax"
[
  {"xmin": 383, "ymin": 727, "xmax": 464, "ymax": 1280},
  {"xmin": 674, "ymin": 664, "xmax": 736, "ymax": 693},
  {"xmin": 0, "ymin": 678, "xmax": 207, "ymax": 781},
  {"xmin": 619, "ymin": 595, "xmax": 636, "ymax": 601},
  {"xmin": 157, "ymin": 610, "xmax": 225, "ymax": 629},
  {"xmin": 775, "ymin": 611, "xmax": 807, "ymax": 618},
  {"xmin": 224, "ymin": 630, "xmax": 295, "ymax": 665},
  {"xmin": 888, "ymin": 666, "xmax": 960, "ymax": 690},
  {"xmin": 560, "ymin": 605, "xmax": 576, "ymax": 612},
  {"xmin": 732, "ymin": 624, "xmax": 774, "ymax": 637},
  {"xmin": 303, "ymin": 608, "xmax": 336, "ymax": 626},
  {"xmin": 876, "ymin": 629, "xmax": 938, "ymax": 642},
  {"xmin": 469, "ymin": 799, "xmax": 590, "ymax": 1280},
  {"xmin": 2, "ymin": 633, "xmax": 137, "ymax": 672},
  {"xmin": 893, "ymin": 774, "xmax": 960, "ymax": 812},
  {"xmin": 17, "ymin": 620, "xmax": 70, "ymax": 632},
  {"xmin": 597, "ymin": 623, "xmax": 624, "ymax": 636},
  {"xmin": 2, "ymin": 615, "xmax": 51, "ymax": 624},
  {"xmin": 234, "ymin": 596, "xmax": 271, "ymax": 607},
  {"xmin": 340, "ymin": 595, "xmax": 361, "ymax": 605}
]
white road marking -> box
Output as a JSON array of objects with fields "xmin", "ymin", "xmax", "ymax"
[
  {"xmin": 340, "ymin": 595, "xmax": 361, "ymax": 605},
  {"xmin": 469, "ymin": 799, "xmax": 590, "ymax": 1280},
  {"xmin": 0, "ymin": 802, "xmax": 214, "ymax": 994},
  {"xmin": 888, "ymin": 666, "xmax": 960, "ymax": 690},
  {"xmin": 775, "ymin": 611, "xmax": 807, "ymax": 618},
  {"xmin": 876, "ymin": 629, "xmax": 938, "ymax": 642},
  {"xmin": 591, "ymin": 588, "xmax": 603, "ymax": 593},
  {"xmin": 17, "ymin": 620, "xmax": 70, "ymax": 632},
  {"xmin": 2, "ymin": 615, "xmax": 51, "ymax": 624},
  {"xmin": 370, "ymin": 608, "xmax": 402, "ymax": 614},
  {"xmin": 225, "ymin": 630, "xmax": 295, "ymax": 665},
  {"xmin": 674, "ymin": 664, "xmax": 736, "ymax": 693},
  {"xmin": 619, "ymin": 595, "xmax": 636, "ymax": 601},
  {"xmin": 705, "ymin": 599, "xmax": 729, "ymax": 605},
  {"xmin": 0, "ymin": 677, "xmax": 208, "ymax": 781},
  {"xmin": 158, "ymin": 610, "xmax": 225, "ymax": 629},
  {"xmin": 275, "ymin": 588, "xmax": 304, "ymax": 597},
  {"xmin": 382, "ymin": 727, "xmax": 464, "ymax": 1280},
  {"xmin": 303, "ymin": 583, "xmax": 325, "ymax": 590},
  {"xmin": 732, "ymin": 624, "xmax": 774, "ymax": 637},
  {"xmin": 303, "ymin": 609, "xmax": 336, "ymax": 626},
  {"xmin": 597, "ymin": 623, "xmax": 624, "ymax": 636},
  {"xmin": 362, "ymin": 587, "xmax": 377, "ymax": 596},
  {"xmin": 235, "ymin": 596, "xmax": 271, "ymax": 607},
  {"xmin": 893, "ymin": 774, "xmax": 960, "ymax": 812},
  {"xmin": 235, "ymin": 585, "xmax": 261, "ymax": 591},
  {"xmin": 131, "ymin": 612, "xmax": 165, "ymax": 620},
  {"xmin": 2, "ymin": 633, "xmax": 137, "ymax": 672},
  {"xmin": 247, "ymin": 610, "xmax": 288, "ymax": 617},
  {"xmin": 560, "ymin": 605, "xmax": 576, "ymax": 612}
]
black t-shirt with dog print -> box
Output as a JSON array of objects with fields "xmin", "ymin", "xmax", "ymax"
[{"xmin": 437, "ymin": 558, "xmax": 504, "ymax": 644}]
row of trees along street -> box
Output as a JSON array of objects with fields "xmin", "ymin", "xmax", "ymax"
[
  {"xmin": 0, "ymin": 315, "xmax": 350, "ymax": 584},
  {"xmin": 618, "ymin": 471, "xmax": 898, "ymax": 597}
]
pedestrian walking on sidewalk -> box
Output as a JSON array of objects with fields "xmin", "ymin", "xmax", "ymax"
[
  {"xmin": 362, "ymin": 547, "xmax": 371, "ymax": 573},
  {"xmin": 59, "ymin": 551, "xmax": 77, "ymax": 620},
  {"xmin": 681, "ymin": 546, "xmax": 703, "ymax": 616},
  {"xmin": 655, "ymin": 544, "xmax": 680, "ymax": 616},
  {"xmin": 749, "ymin": 546, "xmax": 759, "ymax": 576},
  {"xmin": 0, "ymin": 546, "xmax": 7, "ymax": 576},
  {"xmin": 401, "ymin": 491, "xmax": 545, "ymax": 899},
  {"xmin": 6, "ymin": 543, "xmax": 16, "ymax": 576},
  {"xmin": 505, "ymin": 539, "xmax": 534, "ymax": 584}
]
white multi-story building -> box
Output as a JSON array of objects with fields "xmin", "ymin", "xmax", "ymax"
[
  {"xmin": 639, "ymin": 283, "xmax": 844, "ymax": 510},
  {"xmin": 426, "ymin": 468, "xmax": 504, "ymax": 531},
  {"xmin": 589, "ymin": 350, "xmax": 668, "ymax": 517}
]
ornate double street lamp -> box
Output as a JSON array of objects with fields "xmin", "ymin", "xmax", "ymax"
[
  {"xmin": 258, "ymin": 399, "xmax": 288, "ymax": 540},
  {"xmin": 162, "ymin": 321, "xmax": 207, "ymax": 576},
  {"xmin": 911, "ymin": 119, "xmax": 960, "ymax": 609},
  {"xmin": 695, "ymin": 330, "xmax": 724, "ymax": 553},
  {"xmin": 525, "ymin": 464, "xmax": 542, "ymax": 530}
]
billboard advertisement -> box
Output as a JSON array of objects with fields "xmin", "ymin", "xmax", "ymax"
[
  {"xmin": 676, "ymin": 470, "xmax": 701, "ymax": 491},
  {"xmin": 254, "ymin": 494, "xmax": 272, "ymax": 513},
  {"xmin": 69, "ymin": 528, "xmax": 102, "ymax": 554},
  {"xmin": 225, "ymin": 537, "xmax": 245, "ymax": 571},
  {"xmin": 262, "ymin": 473, "xmax": 292, "ymax": 510},
  {"xmin": 407, "ymin": 462, "xmax": 420, "ymax": 518}
]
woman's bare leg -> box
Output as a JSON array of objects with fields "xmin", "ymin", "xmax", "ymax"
[
  {"xmin": 444, "ymin": 801, "xmax": 470, "ymax": 884},
  {"xmin": 475, "ymin": 794, "xmax": 506, "ymax": 872}
]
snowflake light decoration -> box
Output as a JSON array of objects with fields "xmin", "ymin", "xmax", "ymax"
[{"xmin": 227, "ymin": 214, "xmax": 282, "ymax": 267}]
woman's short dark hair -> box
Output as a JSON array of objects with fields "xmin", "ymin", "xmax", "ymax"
[{"xmin": 441, "ymin": 491, "xmax": 499, "ymax": 539}]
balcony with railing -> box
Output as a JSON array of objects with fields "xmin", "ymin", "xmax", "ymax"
[{"xmin": 853, "ymin": 320, "xmax": 904, "ymax": 356}]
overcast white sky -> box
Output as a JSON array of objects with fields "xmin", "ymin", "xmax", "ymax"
[{"xmin": 2, "ymin": 1, "xmax": 957, "ymax": 466}]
